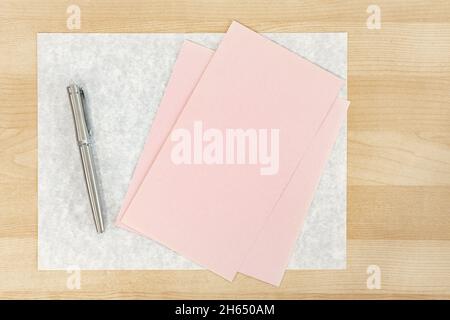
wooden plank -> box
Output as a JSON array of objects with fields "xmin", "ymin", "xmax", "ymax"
[
  {"xmin": 348, "ymin": 130, "xmax": 450, "ymax": 186},
  {"xmin": 0, "ymin": 239, "xmax": 449, "ymax": 298},
  {"xmin": 348, "ymin": 186, "xmax": 450, "ymax": 240}
]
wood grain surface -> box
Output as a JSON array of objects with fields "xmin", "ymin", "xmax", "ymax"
[{"xmin": 0, "ymin": 0, "xmax": 449, "ymax": 299}]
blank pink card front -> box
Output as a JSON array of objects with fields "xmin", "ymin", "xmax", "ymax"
[
  {"xmin": 117, "ymin": 41, "xmax": 348, "ymax": 285},
  {"xmin": 119, "ymin": 22, "xmax": 346, "ymax": 282}
]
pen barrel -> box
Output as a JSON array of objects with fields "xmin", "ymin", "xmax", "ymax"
[{"xmin": 79, "ymin": 143, "xmax": 105, "ymax": 233}]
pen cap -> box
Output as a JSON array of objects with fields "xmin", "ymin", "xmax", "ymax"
[{"xmin": 67, "ymin": 84, "xmax": 90, "ymax": 144}]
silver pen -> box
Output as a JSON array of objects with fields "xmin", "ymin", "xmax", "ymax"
[{"xmin": 67, "ymin": 84, "xmax": 105, "ymax": 233}]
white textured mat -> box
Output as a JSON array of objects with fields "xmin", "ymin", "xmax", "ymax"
[{"xmin": 38, "ymin": 33, "xmax": 347, "ymax": 270}]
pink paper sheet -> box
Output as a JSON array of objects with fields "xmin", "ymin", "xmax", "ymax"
[
  {"xmin": 239, "ymin": 98, "xmax": 349, "ymax": 285},
  {"xmin": 118, "ymin": 22, "xmax": 348, "ymax": 284}
]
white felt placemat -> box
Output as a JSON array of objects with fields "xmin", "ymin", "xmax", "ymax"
[{"xmin": 38, "ymin": 33, "xmax": 347, "ymax": 270}]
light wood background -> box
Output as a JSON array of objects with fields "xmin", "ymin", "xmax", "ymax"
[{"xmin": 1, "ymin": 0, "xmax": 449, "ymax": 299}]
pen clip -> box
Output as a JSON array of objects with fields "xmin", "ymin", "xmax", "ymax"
[{"xmin": 79, "ymin": 87, "xmax": 92, "ymax": 136}]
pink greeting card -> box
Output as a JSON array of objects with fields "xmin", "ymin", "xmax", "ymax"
[{"xmin": 118, "ymin": 22, "xmax": 347, "ymax": 283}]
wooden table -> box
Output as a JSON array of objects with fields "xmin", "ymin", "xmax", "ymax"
[{"xmin": 1, "ymin": 0, "xmax": 449, "ymax": 299}]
